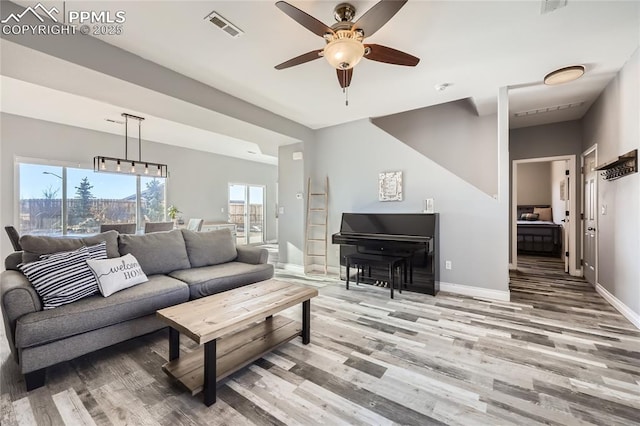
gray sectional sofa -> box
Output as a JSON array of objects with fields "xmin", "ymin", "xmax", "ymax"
[{"xmin": 0, "ymin": 228, "xmax": 273, "ymax": 390}]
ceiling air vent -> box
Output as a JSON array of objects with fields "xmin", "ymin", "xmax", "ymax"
[
  {"xmin": 540, "ymin": 0, "xmax": 568, "ymax": 15},
  {"xmin": 205, "ymin": 11, "xmax": 244, "ymax": 38},
  {"xmin": 513, "ymin": 101, "xmax": 585, "ymax": 117}
]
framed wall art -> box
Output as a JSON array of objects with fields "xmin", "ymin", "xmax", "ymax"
[{"xmin": 378, "ymin": 171, "xmax": 403, "ymax": 201}]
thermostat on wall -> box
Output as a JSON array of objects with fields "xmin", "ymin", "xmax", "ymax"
[{"xmin": 424, "ymin": 198, "xmax": 434, "ymax": 213}]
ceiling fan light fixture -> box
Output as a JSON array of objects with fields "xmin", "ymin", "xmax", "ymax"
[
  {"xmin": 324, "ymin": 37, "xmax": 365, "ymax": 70},
  {"xmin": 544, "ymin": 65, "xmax": 585, "ymax": 85}
]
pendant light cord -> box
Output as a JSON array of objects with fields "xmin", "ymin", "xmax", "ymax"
[
  {"xmin": 124, "ymin": 114, "xmax": 128, "ymax": 159},
  {"xmin": 138, "ymin": 119, "xmax": 142, "ymax": 162}
]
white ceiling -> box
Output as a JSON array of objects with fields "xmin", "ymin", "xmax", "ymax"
[{"xmin": 3, "ymin": 1, "xmax": 640, "ymax": 149}]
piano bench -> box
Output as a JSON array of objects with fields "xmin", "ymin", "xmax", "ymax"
[{"xmin": 344, "ymin": 253, "xmax": 405, "ymax": 299}]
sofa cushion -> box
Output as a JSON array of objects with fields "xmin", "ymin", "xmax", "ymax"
[
  {"xmin": 181, "ymin": 228, "xmax": 237, "ymax": 268},
  {"xmin": 169, "ymin": 262, "xmax": 274, "ymax": 299},
  {"xmin": 15, "ymin": 274, "xmax": 189, "ymax": 348},
  {"xmin": 19, "ymin": 245, "xmax": 101, "ymax": 310},
  {"xmin": 118, "ymin": 229, "xmax": 191, "ymax": 275},
  {"xmin": 20, "ymin": 231, "xmax": 119, "ymax": 263}
]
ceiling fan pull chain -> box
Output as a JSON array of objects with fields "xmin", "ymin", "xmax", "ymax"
[{"xmin": 343, "ymin": 69, "xmax": 349, "ymax": 106}]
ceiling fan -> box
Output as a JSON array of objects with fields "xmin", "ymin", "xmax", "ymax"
[{"xmin": 274, "ymin": 0, "xmax": 420, "ymax": 92}]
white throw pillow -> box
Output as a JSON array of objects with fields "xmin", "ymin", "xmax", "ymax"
[{"xmin": 86, "ymin": 254, "xmax": 148, "ymax": 297}]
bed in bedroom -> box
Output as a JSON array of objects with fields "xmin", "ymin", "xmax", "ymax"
[{"xmin": 517, "ymin": 205, "xmax": 562, "ymax": 257}]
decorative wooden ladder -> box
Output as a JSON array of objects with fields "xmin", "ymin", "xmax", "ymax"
[{"xmin": 304, "ymin": 177, "xmax": 328, "ymax": 275}]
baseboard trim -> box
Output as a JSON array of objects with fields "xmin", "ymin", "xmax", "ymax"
[
  {"xmin": 276, "ymin": 263, "xmax": 305, "ymax": 274},
  {"xmin": 302, "ymin": 265, "xmax": 340, "ymax": 277},
  {"xmin": 439, "ymin": 281, "xmax": 511, "ymax": 302},
  {"xmin": 326, "ymin": 265, "xmax": 339, "ymax": 276},
  {"xmin": 595, "ymin": 282, "xmax": 640, "ymax": 329},
  {"xmin": 570, "ymin": 267, "xmax": 583, "ymax": 277}
]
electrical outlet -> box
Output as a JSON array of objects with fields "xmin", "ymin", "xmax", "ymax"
[{"xmin": 445, "ymin": 260, "xmax": 452, "ymax": 270}]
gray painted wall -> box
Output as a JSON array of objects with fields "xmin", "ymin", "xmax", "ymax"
[
  {"xmin": 306, "ymin": 118, "xmax": 509, "ymax": 293},
  {"xmin": 277, "ymin": 143, "xmax": 305, "ymax": 267},
  {"xmin": 510, "ymin": 121, "xmax": 584, "ymax": 160},
  {"xmin": 372, "ymin": 99, "xmax": 498, "ymax": 197},
  {"xmin": 0, "ymin": 113, "xmax": 278, "ymax": 262},
  {"xmin": 509, "ymin": 120, "xmax": 583, "ymax": 266},
  {"xmin": 517, "ymin": 162, "xmax": 552, "ymax": 205},
  {"xmin": 581, "ymin": 48, "xmax": 639, "ymax": 317}
]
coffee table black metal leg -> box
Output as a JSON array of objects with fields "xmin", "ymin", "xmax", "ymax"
[
  {"xmin": 169, "ymin": 327, "xmax": 180, "ymax": 361},
  {"xmin": 389, "ymin": 264, "xmax": 394, "ymax": 299},
  {"xmin": 302, "ymin": 300, "xmax": 311, "ymax": 344},
  {"xmin": 203, "ymin": 339, "xmax": 217, "ymax": 406}
]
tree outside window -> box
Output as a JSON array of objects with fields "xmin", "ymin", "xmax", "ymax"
[
  {"xmin": 17, "ymin": 162, "xmax": 166, "ymax": 236},
  {"xmin": 141, "ymin": 178, "xmax": 165, "ymax": 222}
]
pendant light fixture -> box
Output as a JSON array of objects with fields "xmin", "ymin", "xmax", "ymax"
[{"xmin": 94, "ymin": 113, "xmax": 168, "ymax": 178}]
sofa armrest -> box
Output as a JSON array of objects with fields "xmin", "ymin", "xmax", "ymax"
[
  {"xmin": 5, "ymin": 251, "xmax": 23, "ymax": 271},
  {"xmin": 236, "ymin": 246, "xmax": 269, "ymax": 265},
  {"xmin": 1, "ymin": 270, "xmax": 42, "ymax": 362}
]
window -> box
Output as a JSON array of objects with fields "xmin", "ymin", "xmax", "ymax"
[
  {"xmin": 228, "ymin": 183, "xmax": 265, "ymax": 245},
  {"xmin": 18, "ymin": 159, "xmax": 166, "ymax": 235}
]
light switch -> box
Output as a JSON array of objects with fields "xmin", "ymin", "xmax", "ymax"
[
  {"xmin": 279, "ymin": 207, "xmax": 285, "ymax": 214},
  {"xmin": 601, "ymin": 204, "xmax": 607, "ymax": 215}
]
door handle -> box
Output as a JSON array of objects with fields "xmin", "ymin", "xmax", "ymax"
[{"xmin": 587, "ymin": 227, "xmax": 596, "ymax": 231}]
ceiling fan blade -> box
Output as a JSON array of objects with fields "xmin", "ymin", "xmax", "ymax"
[
  {"xmin": 275, "ymin": 50, "xmax": 323, "ymax": 70},
  {"xmin": 352, "ymin": 0, "xmax": 407, "ymax": 37},
  {"xmin": 276, "ymin": 1, "xmax": 334, "ymax": 37},
  {"xmin": 364, "ymin": 44, "xmax": 420, "ymax": 66},
  {"xmin": 337, "ymin": 68, "xmax": 353, "ymax": 88}
]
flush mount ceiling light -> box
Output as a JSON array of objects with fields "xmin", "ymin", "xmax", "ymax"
[
  {"xmin": 544, "ymin": 65, "xmax": 585, "ymax": 85},
  {"xmin": 94, "ymin": 113, "xmax": 168, "ymax": 178}
]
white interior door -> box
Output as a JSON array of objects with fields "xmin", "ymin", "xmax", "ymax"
[{"xmin": 583, "ymin": 151, "xmax": 597, "ymax": 285}]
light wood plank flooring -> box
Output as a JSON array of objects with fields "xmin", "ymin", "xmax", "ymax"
[{"xmin": 1, "ymin": 255, "xmax": 639, "ymax": 425}]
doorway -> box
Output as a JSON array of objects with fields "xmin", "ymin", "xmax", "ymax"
[
  {"xmin": 582, "ymin": 146, "xmax": 598, "ymax": 285},
  {"xmin": 512, "ymin": 155, "xmax": 579, "ymax": 275},
  {"xmin": 228, "ymin": 183, "xmax": 265, "ymax": 245}
]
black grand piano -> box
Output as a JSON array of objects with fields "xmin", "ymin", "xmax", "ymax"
[{"xmin": 332, "ymin": 213, "xmax": 439, "ymax": 296}]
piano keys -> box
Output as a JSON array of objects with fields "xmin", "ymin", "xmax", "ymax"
[{"xmin": 332, "ymin": 213, "xmax": 439, "ymax": 296}]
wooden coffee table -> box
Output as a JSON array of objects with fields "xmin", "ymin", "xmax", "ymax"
[{"xmin": 156, "ymin": 279, "xmax": 318, "ymax": 406}]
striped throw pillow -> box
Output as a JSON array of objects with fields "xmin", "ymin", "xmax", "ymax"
[
  {"xmin": 20, "ymin": 245, "xmax": 103, "ymax": 309},
  {"xmin": 40, "ymin": 241, "xmax": 108, "ymax": 261}
]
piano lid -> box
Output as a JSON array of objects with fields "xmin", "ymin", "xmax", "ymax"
[{"xmin": 339, "ymin": 213, "xmax": 436, "ymax": 238}]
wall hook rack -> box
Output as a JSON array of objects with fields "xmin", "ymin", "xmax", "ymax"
[{"xmin": 596, "ymin": 149, "xmax": 637, "ymax": 181}]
